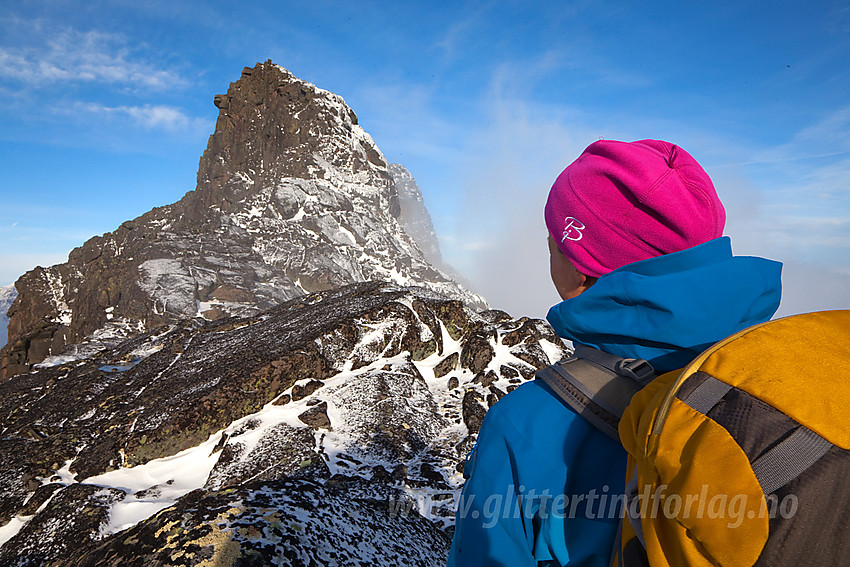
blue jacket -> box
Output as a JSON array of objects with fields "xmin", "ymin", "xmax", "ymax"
[{"xmin": 447, "ymin": 237, "xmax": 781, "ymax": 566}]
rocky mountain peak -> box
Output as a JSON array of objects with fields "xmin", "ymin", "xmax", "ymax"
[
  {"xmin": 1, "ymin": 61, "xmax": 487, "ymax": 379},
  {"xmin": 188, "ymin": 62, "xmax": 396, "ymax": 221}
]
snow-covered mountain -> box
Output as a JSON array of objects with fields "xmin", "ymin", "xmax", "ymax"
[
  {"xmin": 0, "ymin": 285, "xmax": 16, "ymax": 350},
  {"xmin": 1, "ymin": 62, "xmax": 486, "ymax": 379},
  {"xmin": 0, "ymin": 282, "xmax": 568, "ymax": 565}
]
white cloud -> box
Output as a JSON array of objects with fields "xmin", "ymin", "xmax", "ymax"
[
  {"xmin": 717, "ymin": 111, "xmax": 850, "ymax": 277},
  {"xmin": 73, "ymin": 102, "xmax": 212, "ymax": 134},
  {"xmin": 433, "ymin": 59, "xmax": 850, "ymax": 318},
  {"xmin": 0, "ymin": 253, "xmax": 70, "ymax": 287},
  {"xmin": 775, "ymin": 261, "xmax": 850, "ymax": 317},
  {"xmin": 438, "ymin": 85, "xmax": 596, "ymax": 317},
  {"xmin": 355, "ymin": 81, "xmax": 461, "ymax": 162},
  {"xmin": 789, "ymin": 106, "xmax": 850, "ymax": 149},
  {"xmin": 433, "ymin": 4, "xmax": 493, "ymax": 60},
  {"xmin": 0, "ymin": 25, "xmax": 183, "ymax": 90},
  {"xmin": 723, "ymin": 108, "xmax": 850, "ymax": 179},
  {"xmin": 485, "ymin": 41, "xmax": 651, "ymax": 97}
]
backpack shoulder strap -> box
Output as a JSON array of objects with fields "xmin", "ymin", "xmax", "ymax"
[{"xmin": 536, "ymin": 344, "xmax": 657, "ymax": 441}]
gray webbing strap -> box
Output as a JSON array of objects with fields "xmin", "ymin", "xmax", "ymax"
[
  {"xmin": 537, "ymin": 347, "xmax": 656, "ymax": 442},
  {"xmin": 680, "ymin": 374, "xmax": 833, "ymax": 495},
  {"xmin": 572, "ymin": 344, "xmax": 623, "ymax": 371},
  {"xmin": 573, "ymin": 344, "xmax": 656, "ymax": 386},
  {"xmin": 624, "ymin": 465, "xmax": 646, "ymax": 548},
  {"xmin": 610, "ymin": 515, "xmax": 624, "ymax": 567},
  {"xmin": 538, "ymin": 365, "xmax": 622, "ymax": 441},
  {"xmin": 549, "ymin": 360, "xmax": 642, "ymax": 420},
  {"xmin": 751, "ymin": 426, "xmax": 833, "ymax": 495},
  {"xmin": 680, "ymin": 375, "xmax": 732, "ymax": 415}
]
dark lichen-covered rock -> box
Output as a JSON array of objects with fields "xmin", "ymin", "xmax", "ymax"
[
  {"xmin": 298, "ymin": 401, "xmax": 332, "ymax": 431},
  {"xmin": 459, "ymin": 327, "xmax": 496, "ymax": 375},
  {"xmin": 60, "ymin": 479, "xmax": 451, "ymax": 567},
  {"xmin": 291, "ymin": 379, "xmax": 325, "ymax": 401},
  {"xmin": 432, "ymin": 300, "xmax": 471, "ymax": 341},
  {"xmin": 205, "ymin": 424, "xmax": 327, "ymax": 490},
  {"xmin": 433, "ymin": 352, "xmax": 459, "ymax": 379},
  {"xmin": 0, "ymin": 483, "xmax": 125, "ymax": 566},
  {"xmin": 461, "ymin": 389, "xmax": 488, "ymax": 435},
  {"xmin": 0, "ymin": 283, "xmax": 563, "ymax": 566}
]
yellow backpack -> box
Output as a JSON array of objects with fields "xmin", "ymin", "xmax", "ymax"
[{"xmin": 539, "ymin": 310, "xmax": 850, "ymax": 566}]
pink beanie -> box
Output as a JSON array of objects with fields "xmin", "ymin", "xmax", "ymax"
[{"xmin": 544, "ymin": 139, "xmax": 726, "ymax": 277}]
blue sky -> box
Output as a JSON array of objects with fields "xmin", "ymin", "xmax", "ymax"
[{"xmin": 1, "ymin": 0, "xmax": 849, "ymax": 318}]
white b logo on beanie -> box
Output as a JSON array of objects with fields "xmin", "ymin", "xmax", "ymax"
[{"xmin": 561, "ymin": 217, "xmax": 585, "ymax": 242}]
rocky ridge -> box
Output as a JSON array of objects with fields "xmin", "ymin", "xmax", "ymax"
[
  {"xmin": 0, "ymin": 286, "xmax": 16, "ymax": 350},
  {"xmin": 1, "ymin": 62, "xmax": 485, "ymax": 379},
  {"xmin": 0, "ymin": 282, "xmax": 568, "ymax": 565}
]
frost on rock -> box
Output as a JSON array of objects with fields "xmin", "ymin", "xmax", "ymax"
[
  {"xmin": 42, "ymin": 270, "xmax": 72, "ymax": 326},
  {"xmin": 138, "ymin": 259, "xmax": 198, "ymax": 319},
  {"xmin": 0, "ymin": 283, "xmax": 568, "ymax": 565}
]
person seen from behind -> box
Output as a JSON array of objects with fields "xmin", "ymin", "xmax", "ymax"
[{"xmin": 447, "ymin": 139, "xmax": 782, "ymax": 566}]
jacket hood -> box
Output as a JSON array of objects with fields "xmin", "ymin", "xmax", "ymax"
[{"xmin": 546, "ymin": 237, "xmax": 782, "ymax": 372}]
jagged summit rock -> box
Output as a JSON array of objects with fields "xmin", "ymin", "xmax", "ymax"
[{"xmin": 1, "ymin": 61, "xmax": 486, "ymax": 378}]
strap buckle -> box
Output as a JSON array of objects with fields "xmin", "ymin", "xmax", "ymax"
[{"xmin": 614, "ymin": 358, "xmax": 656, "ymax": 384}]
